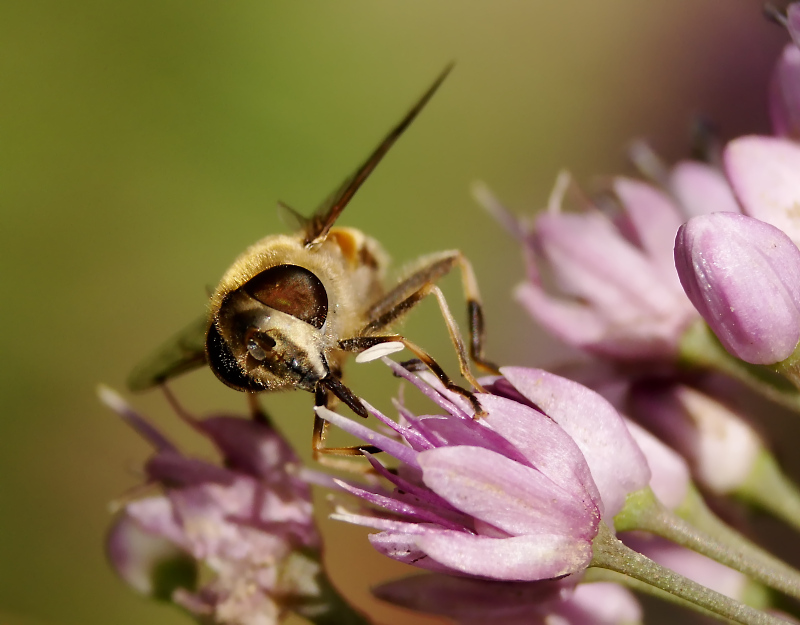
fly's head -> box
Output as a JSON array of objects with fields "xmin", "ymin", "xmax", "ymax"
[{"xmin": 206, "ymin": 264, "xmax": 331, "ymax": 393}]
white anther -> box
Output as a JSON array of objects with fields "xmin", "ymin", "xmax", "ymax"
[{"xmin": 355, "ymin": 341, "xmax": 405, "ymax": 363}]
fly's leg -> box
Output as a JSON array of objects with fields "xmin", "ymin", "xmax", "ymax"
[
  {"xmin": 339, "ymin": 335, "xmax": 485, "ymax": 417},
  {"xmin": 311, "ymin": 383, "xmax": 381, "ymax": 472},
  {"xmin": 246, "ymin": 392, "xmax": 272, "ymax": 425},
  {"xmin": 364, "ymin": 250, "xmax": 499, "ymax": 381}
]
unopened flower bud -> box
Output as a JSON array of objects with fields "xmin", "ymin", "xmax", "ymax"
[{"xmin": 674, "ymin": 212, "xmax": 800, "ymax": 364}]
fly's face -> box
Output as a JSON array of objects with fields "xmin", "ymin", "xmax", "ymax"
[{"xmin": 207, "ymin": 263, "xmax": 332, "ymax": 393}]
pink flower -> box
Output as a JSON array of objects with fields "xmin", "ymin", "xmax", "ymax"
[
  {"xmin": 475, "ymin": 175, "xmax": 698, "ymax": 363},
  {"xmin": 674, "ymin": 212, "xmax": 800, "ymax": 364},
  {"xmin": 101, "ymin": 388, "xmax": 320, "ymax": 625},
  {"xmin": 321, "ymin": 361, "xmax": 649, "ymax": 581}
]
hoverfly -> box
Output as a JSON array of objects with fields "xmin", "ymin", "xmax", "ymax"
[{"xmin": 128, "ymin": 66, "xmax": 497, "ymax": 459}]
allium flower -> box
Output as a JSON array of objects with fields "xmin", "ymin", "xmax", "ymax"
[
  {"xmin": 674, "ymin": 212, "xmax": 800, "ymax": 365},
  {"xmin": 373, "ymin": 574, "xmax": 642, "ymax": 625},
  {"xmin": 320, "ymin": 360, "xmax": 649, "ymax": 581},
  {"xmin": 100, "ymin": 388, "xmax": 322, "ymax": 625},
  {"xmin": 474, "ymin": 175, "xmax": 698, "ymax": 363}
]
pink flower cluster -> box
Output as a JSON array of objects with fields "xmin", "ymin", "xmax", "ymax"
[
  {"xmin": 477, "ymin": 8, "xmax": 800, "ymax": 370},
  {"xmin": 104, "ymin": 6, "xmax": 800, "ymax": 625},
  {"xmin": 102, "ymin": 389, "xmax": 320, "ymax": 625}
]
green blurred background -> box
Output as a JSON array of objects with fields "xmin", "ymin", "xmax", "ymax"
[{"xmin": 0, "ymin": 2, "xmax": 788, "ymax": 624}]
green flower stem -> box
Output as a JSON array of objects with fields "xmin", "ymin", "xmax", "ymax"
[
  {"xmin": 679, "ymin": 320, "xmax": 800, "ymax": 412},
  {"xmin": 586, "ymin": 568, "xmax": 771, "ymax": 615},
  {"xmin": 616, "ymin": 488, "xmax": 800, "ymax": 601},
  {"xmin": 677, "ymin": 484, "xmax": 800, "ymax": 594},
  {"xmin": 735, "ymin": 450, "xmax": 800, "ymax": 533},
  {"xmin": 584, "ymin": 567, "xmax": 731, "ymax": 621},
  {"xmin": 591, "ymin": 523, "xmax": 783, "ymax": 625},
  {"xmin": 776, "ymin": 348, "xmax": 800, "ymax": 392}
]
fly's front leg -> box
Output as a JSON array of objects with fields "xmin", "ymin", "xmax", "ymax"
[
  {"xmin": 364, "ymin": 251, "xmax": 499, "ymax": 384},
  {"xmin": 311, "ymin": 383, "xmax": 381, "ymax": 471},
  {"xmin": 339, "ymin": 336, "xmax": 486, "ymax": 417}
]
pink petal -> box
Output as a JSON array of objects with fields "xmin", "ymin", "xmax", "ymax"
[
  {"xmin": 724, "ymin": 136, "xmax": 800, "ymax": 246},
  {"xmin": 193, "ymin": 415, "xmax": 305, "ymax": 486},
  {"xmin": 415, "ymin": 531, "xmax": 593, "ymax": 581},
  {"xmin": 332, "ymin": 510, "xmax": 431, "ymax": 534},
  {"xmin": 412, "ymin": 413, "xmax": 531, "ymax": 466},
  {"xmin": 126, "ymin": 496, "xmax": 190, "ymax": 549},
  {"xmin": 535, "ymin": 212, "xmax": 678, "ymax": 316},
  {"xmin": 501, "ymin": 368, "xmax": 650, "ymax": 517},
  {"xmin": 418, "ymin": 446, "xmax": 599, "ymax": 538},
  {"xmin": 614, "ymin": 177, "xmax": 684, "ymax": 285},
  {"xmin": 361, "ymin": 453, "xmax": 467, "ymax": 520},
  {"xmin": 624, "ymin": 419, "xmax": 690, "ymax": 511},
  {"xmin": 145, "ymin": 452, "xmax": 237, "ymax": 488},
  {"xmin": 516, "ymin": 283, "xmax": 687, "ymax": 361},
  {"xmin": 515, "ymin": 282, "xmax": 606, "ymax": 345},
  {"xmin": 106, "ymin": 512, "xmax": 192, "ymax": 596},
  {"xmin": 669, "ymin": 161, "xmax": 741, "ymax": 217},
  {"xmin": 368, "ymin": 531, "xmax": 463, "ymax": 575},
  {"xmin": 555, "ymin": 582, "xmax": 642, "ymax": 625},
  {"xmin": 479, "ymin": 394, "xmax": 603, "ymax": 516},
  {"xmin": 770, "ymin": 44, "xmax": 800, "ymax": 139}
]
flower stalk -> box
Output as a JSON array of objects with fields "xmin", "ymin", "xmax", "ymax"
[
  {"xmin": 615, "ymin": 487, "xmax": 800, "ymax": 601},
  {"xmin": 583, "ymin": 567, "xmax": 768, "ymax": 620},
  {"xmin": 590, "ymin": 523, "xmax": 785, "ymax": 625},
  {"xmin": 679, "ymin": 320, "xmax": 800, "ymax": 412},
  {"xmin": 736, "ymin": 449, "xmax": 800, "ymax": 534}
]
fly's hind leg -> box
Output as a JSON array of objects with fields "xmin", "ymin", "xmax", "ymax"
[{"xmin": 363, "ymin": 250, "xmax": 499, "ymax": 385}]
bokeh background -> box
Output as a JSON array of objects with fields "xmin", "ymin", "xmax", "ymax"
[{"xmin": 0, "ymin": 2, "xmax": 791, "ymax": 624}]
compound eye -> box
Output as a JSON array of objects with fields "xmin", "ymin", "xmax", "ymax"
[
  {"xmin": 243, "ymin": 264, "xmax": 328, "ymax": 329},
  {"xmin": 245, "ymin": 329, "xmax": 276, "ymax": 361}
]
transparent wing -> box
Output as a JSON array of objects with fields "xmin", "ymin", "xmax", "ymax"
[
  {"xmin": 127, "ymin": 314, "xmax": 209, "ymax": 391},
  {"xmin": 303, "ymin": 64, "xmax": 454, "ymax": 246},
  {"xmin": 276, "ymin": 200, "xmax": 310, "ymax": 232}
]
